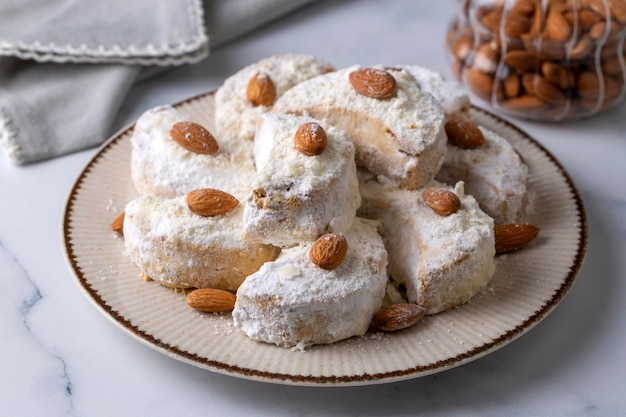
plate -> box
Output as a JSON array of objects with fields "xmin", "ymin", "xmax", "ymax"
[{"xmin": 62, "ymin": 91, "xmax": 587, "ymax": 386}]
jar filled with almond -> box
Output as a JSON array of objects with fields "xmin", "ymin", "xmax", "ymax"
[{"xmin": 446, "ymin": 0, "xmax": 626, "ymax": 121}]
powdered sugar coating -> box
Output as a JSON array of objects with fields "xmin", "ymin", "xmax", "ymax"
[
  {"xmin": 272, "ymin": 65, "xmax": 447, "ymax": 190},
  {"xmin": 124, "ymin": 56, "xmax": 531, "ymax": 350},
  {"xmin": 130, "ymin": 105, "xmax": 255, "ymax": 200},
  {"xmin": 358, "ymin": 179, "xmax": 495, "ymax": 315},
  {"xmin": 233, "ymin": 217, "xmax": 387, "ymax": 349},
  {"xmin": 403, "ymin": 66, "xmax": 528, "ymax": 223},
  {"xmin": 404, "ymin": 64, "xmax": 471, "ymax": 117},
  {"xmin": 243, "ymin": 113, "xmax": 360, "ymax": 247},
  {"xmin": 214, "ymin": 54, "xmax": 334, "ymax": 143},
  {"xmin": 436, "ymin": 126, "xmax": 528, "ymax": 224},
  {"xmin": 123, "ymin": 195, "xmax": 279, "ymax": 290}
]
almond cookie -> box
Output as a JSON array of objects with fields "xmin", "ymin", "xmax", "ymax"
[
  {"xmin": 272, "ymin": 65, "xmax": 447, "ymax": 190},
  {"xmin": 243, "ymin": 113, "xmax": 360, "ymax": 247},
  {"xmin": 436, "ymin": 126, "xmax": 528, "ymax": 224},
  {"xmin": 123, "ymin": 194, "xmax": 279, "ymax": 291},
  {"xmin": 358, "ymin": 178, "xmax": 495, "ymax": 315},
  {"xmin": 130, "ymin": 105, "xmax": 254, "ymax": 200},
  {"xmin": 214, "ymin": 54, "xmax": 334, "ymax": 143},
  {"xmin": 233, "ymin": 217, "xmax": 387, "ymax": 349}
]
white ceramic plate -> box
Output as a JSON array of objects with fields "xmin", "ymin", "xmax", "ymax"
[{"xmin": 63, "ymin": 91, "xmax": 587, "ymax": 386}]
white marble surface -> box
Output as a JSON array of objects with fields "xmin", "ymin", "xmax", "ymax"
[{"xmin": 1, "ymin": 0, "xmax": 625, "ymax": 415}]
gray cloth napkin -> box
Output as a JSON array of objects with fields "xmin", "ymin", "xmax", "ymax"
[{"xmin": 0, "ymin": 0, "xmax": 317, "ymax": 164}]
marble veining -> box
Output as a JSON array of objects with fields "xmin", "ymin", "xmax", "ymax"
[{"xmin": 1, "ymin": 240, "xmax": 75, "ymax": 416}]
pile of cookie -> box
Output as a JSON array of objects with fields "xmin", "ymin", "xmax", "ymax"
[{"xmin": 111, "ymin": 54, "xmax": 539, "ymax": 350}]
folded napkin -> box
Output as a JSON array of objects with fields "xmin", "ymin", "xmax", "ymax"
[{"xmin": 0, "ymin": 0, "xmax": 317, "ymax": 164}]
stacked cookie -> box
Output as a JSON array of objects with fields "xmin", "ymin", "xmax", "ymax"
[{"xmin": 117, "ymin": 54, "xmax": 535, "ymax": 349}]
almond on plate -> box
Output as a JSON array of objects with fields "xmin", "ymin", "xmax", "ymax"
[
  {"xmin": 371, "ymin": 303, "xmax": 425, "ymax": 332},
  {"xmin": 110, "ymin": 212, "xmax": 125, "ymax": 234},
  {"xmin": 494, "ymin": 223, "xmax": 540, "ymax": 254},
  {"xmin": 187, "ymin": 288, "xmax": 236, "ymax": 313}
]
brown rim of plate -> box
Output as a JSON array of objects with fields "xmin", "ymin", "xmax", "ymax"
[{"xmin": 61, "ymin": 91, "xmax": 588, "ymax": 385}]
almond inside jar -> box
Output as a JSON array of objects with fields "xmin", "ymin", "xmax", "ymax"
[{"xmin": 446, "ymin": 0, "xmax": 626, "ymax": 121}]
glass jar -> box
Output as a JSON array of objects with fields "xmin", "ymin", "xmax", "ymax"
[{"xmin": 446, "ymin": 0, "xmax": 626, "ymax": 121}]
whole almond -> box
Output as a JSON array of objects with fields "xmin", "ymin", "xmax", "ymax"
[
  {"xmin": 452, "ymin": 35, "xmax": 473, "ymax": 61},
  {"xmin": 371, "ymin": 303, "xmax": 425, "ymax": 332},
  {"xmin": 550, "ymin": 3, "xmax": 568, "ymax": 15},
  {"xmin": 510, "ymin": 0, "xmax": 536, "ymax": 17},
  {"xmin": 494, "ymin": 223, "xmax": 540, "ymax": 254},
  {"xmin": 503, "ymin": 73, "xmax": 521, "ymax": 97},
  {"xmin": 537, "ymin": 37, "xmax": 567, "ymax": 61},
  {"xmin": 542, "ymin": 62, "xmax": 573, "ymax": 90},
  {"xmin": 575, "ymin": 9, "xmax": 603, "ymax": 29},
  {"xmin": 530, "ymin": 4, "xmax": 544, "ymax": 34},
  {"xmin": 521, "ymin": 72, "xmax": 537, "ymax": 94},
  {"xmin": 294, "ymin": 122, "xmax": 327, "ymax": 156},
  {"xmin": 504, "ymin": 50, "xmax": 539, "ymax": 73},
  {"xmin": 587, "ymin": 0, "xmax": 610, "ymax": 18},
  {"xmin": 349, "ymin": 68, "xmax": 396, "ymax": 99},
  {"xmin": 186, "ymin": 288, "xmax": 236, "ymax": 313},
  {"xmin": 464, "ymin": 67, "xmax": 495, "ymax": 101},
  {"xmin": 110, "ymin": 212, "xmax": 125, "ymax": 234},
  {"xmin": 610, "ymin": 0, "xmax": 626, "ymax": 23},
  {"xmin": 576, "ymin": 70, "xmax": 604, "ymax": 100},
  {"xmin": 570, "ymin": 35, "xmax": 594, "ymax": 60},
  {"xmin": 247, "ymin": 72, "xmax": 276, "ymax": 107},
  {"xmin": 478, "ymin": 5, "xmax": 503, "ymax": 32},
  {"xmin": 544, "ymin": 11, "xmax": 572, "ymax": 42},
  {"xmin": 187, "ymin": 188, "xmax": 239, "ymax": 217},
  {"xmin": 504, "ymin": 12, "xmax": 533, "ymax": 38},
  {"xmin": 502, "ymin": 95, "xmax": 548, "ymax": 112},
  {"xmin": 532, "ymin": 75, "xmax": 566, "ymax": 106},
  {"xmin": 444, "ymin": 118, "xmax": 485, "ymax": 148},
  {"xmin": 422, "ymin": 187, "xmax": 461, "ymax": 216},
  {"xmin": 522, "ymin": 73, "xmax": 565, "ymax": 107},
  {"xmin": 589, "ymin": 20, "xmax": 619, "ymax": 40},
  {"xmin": 170, "ymin": 121, "xmax": 219, "ymax": 155},
  {"xmin": 309, "ymin": 233, "xmax": 348, "ymax": 271},
  {"xmin": 473, "ymin": 43, "xmax": 499, "ymax": 73},
  {"xmin": 589, "ymin": 21, "xmax": 605, "ymax": 40}
]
